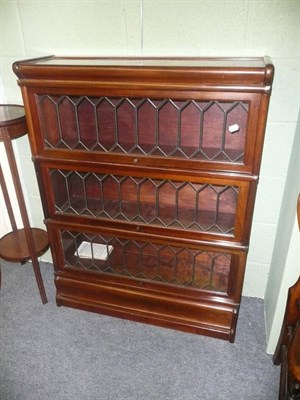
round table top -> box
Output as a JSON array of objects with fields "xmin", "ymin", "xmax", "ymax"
[
  {"xmin": 0, "ymin": 104, "xmax": 25, "ymax": 126},
  {"xmin": 0, "ymin": 104, "xmax": 27, "ymax": 141}
]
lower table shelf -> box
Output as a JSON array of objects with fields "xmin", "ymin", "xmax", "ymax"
[{"xmin": 0, "ymin": 228, "xmax": 49, "ymax": 262}]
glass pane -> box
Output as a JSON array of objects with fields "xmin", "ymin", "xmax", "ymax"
[
  {"xmin": 61, "ymin": 230, "xmax": 231, "ymax": 293},
  {"xmin": 51, "ymin": 169, "xmax": 238, "ymax": 235},
  {"xmin": 38, "ymin": 95, "xmax": 249, "ymax": 164}
]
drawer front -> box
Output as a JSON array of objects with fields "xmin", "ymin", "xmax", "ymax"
[
  {"xmin": 47, "ymin": 223, "xmax": 246, "ymax": 300},
  {"xmin": 39, "ymin": 164, "xmax": 252, "ymax": 242},
  {"xmin": 32, "ymin": 92, "xmax": 261, "ymax": 172}
]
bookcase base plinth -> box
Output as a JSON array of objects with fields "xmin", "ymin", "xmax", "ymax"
[{"xmin": 55, "ymin": 272, "xmax": 238, "ymax": 342}]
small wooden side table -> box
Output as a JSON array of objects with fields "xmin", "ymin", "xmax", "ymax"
[{"xmin": 0, "ymin": 104, "xmax": 49, "ymax": 304}]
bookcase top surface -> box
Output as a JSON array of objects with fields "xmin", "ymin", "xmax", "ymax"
[
  {"xmin": 14, "ymin": 55, "xmax": 270, "ymax": 68},
  {"xmin": 13, "ymin": 56, "xmax": 274, "ymax": 92}
]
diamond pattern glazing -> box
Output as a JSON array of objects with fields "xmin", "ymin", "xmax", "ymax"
[
  {"xmin": 38, "ymin": 95, "xmax": 248, "ymax": 162},
  {"xmin": 51, "ymin": 169, "xmax": 238, "ymax": 235},
  {"xmin": 61, "ymin": 230, "xmax": 231, "ymax": 292}
]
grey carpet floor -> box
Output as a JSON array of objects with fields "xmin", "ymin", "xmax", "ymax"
[{"xmin": 0, "ymin": 260, "xmax": 280, "ymax": 400}]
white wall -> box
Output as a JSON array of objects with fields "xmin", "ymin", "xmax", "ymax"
[
  {"xmin": 1, "ymin": 0, "xmax": 299, "ymax": 350},
  {"xmin": 265, "ymin": 113, "xmax": 300, "ymax": 353},
  {"xmin": 0, "ymin": 79, "xmax": 10, "ymax": 237}
]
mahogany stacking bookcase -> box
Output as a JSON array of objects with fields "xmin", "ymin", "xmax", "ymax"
[{"xmin": 13, "ymin": 56, "xmax": 274, "ymax": 341}]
